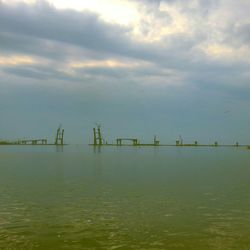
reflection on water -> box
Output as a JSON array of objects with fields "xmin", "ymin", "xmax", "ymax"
[
  {"xmin": 0, "ymin": 146, "xmax": 250, "ymax": 249},
  {"xmin": 56, "ymin": 145, "xmax": 64, "ymax": 153},
  {"xmin": 93, "ymin": 146, "xmax": 102, "ymax": 154}
]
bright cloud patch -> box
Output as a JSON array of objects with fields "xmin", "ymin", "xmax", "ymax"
[
  {"xmin": 69, "ymin": 59, "xmax": 147, "ymax": 69},
  {"xmin": 49, "ymin": 0, "xmax": 139, "ymax": 26},
  {"xmin": 0, "ymin": 55, "xmax": 35, "ymax": 65}
]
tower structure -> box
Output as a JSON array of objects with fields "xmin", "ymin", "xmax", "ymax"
[
  {"xmin": 55, "ymin": 125, "xmax": 64, "ymax": 145},
  {"xmin": 154, "ymin": 135, "xmax": 159, "ymax": 146},
  {"xmin": 93, "ymin": 124, "xmax": 103, "ymax": 146}
]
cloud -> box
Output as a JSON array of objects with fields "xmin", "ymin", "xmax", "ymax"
[
  {"xmin": 0, "ymin": 1, "xmax": 168, "ymax": 73},
  {"xmin": 0, "ymin": 2, "xmax": 128, "ymax": 51},
  {"xmin": 232, "ymin": 22, "xmax": 250, "ymax": 44},
  {"xmin": 0, "ymin": 0, "xmax": 250, "ymax": 143},
  {"xmin": 2, "ymin": 65, "xmax": 77, "ymax": 81},
  {"xmin": 0, "ymin": 1, "xmax": 248, "ymax": 72}
]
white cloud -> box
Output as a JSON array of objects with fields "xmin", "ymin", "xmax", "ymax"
[{"xmin": 1, "ymin": 0, "xmax": 139, "ymax": 26}]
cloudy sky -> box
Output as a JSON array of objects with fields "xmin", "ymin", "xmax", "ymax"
[{"xmin": 0, "ymin": 0, "xmax": 249, "ymax": 144}]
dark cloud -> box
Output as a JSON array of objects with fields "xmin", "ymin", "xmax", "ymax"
[
  {"xmin": 0, "ymin": 0, "xmax": 247, "ymax": 65},
  {"xmin": 2, "ymin": 65, "xmax": 79, "ymax": 81},
  {"xmin": 0, "ymin": 1, "xmax": 174, "ymax": 70},
  {"xmin": 0, "ymin": 2, "xmax": 134, "ymax": 57},
  {"xmin": 0, "ymin": 1, "xmax": 218, "ymax": 70},
  {"xmin": 0, "ymin": 0, "xmax": 248, "ymax": 81},
  {"xmin": 0, "ymin": 0, "xmax": 239, "ymax": 73},
  {"xmin": 0, "ymin": 32, "xmax": 65, "ymax": 60}
]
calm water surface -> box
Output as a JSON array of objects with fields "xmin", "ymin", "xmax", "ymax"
[{"xmin": 0, "ymin": 145, "xmax": 250, "ymax": 249}]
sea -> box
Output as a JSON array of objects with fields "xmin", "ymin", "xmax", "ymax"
[{"xmin": 0, "ymin": 145, "xmax": 250, "ymax": 250}]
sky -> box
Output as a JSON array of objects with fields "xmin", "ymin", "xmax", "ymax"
[{"xmin": 0, "ymin": 0, "xmax": 250, "ymax": 144}]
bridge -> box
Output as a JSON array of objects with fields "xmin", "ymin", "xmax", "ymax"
[
  {"xmin": 17, "ymin": 139, "xmax": 48, "ymax": 145},
  {"xmin": 116, "ymin": 138, "xmax": 139, "ymax": 146}
]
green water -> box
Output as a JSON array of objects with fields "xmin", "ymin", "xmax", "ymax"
[{"xmin": 0, "ymin": 145, "xmax": 250, "ymax": 250}]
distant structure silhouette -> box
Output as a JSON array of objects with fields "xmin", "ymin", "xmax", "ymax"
[
  {"xmin": 55, "ymin": 125, "xmax": 64, "ymax": 145},
  {"xmin": 93, "ymin": 124, "xmax": 103, "ymax": 146},
  {"xmin": 154, "ymin": 135, "xmax": 160, "ymax": 146}
]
